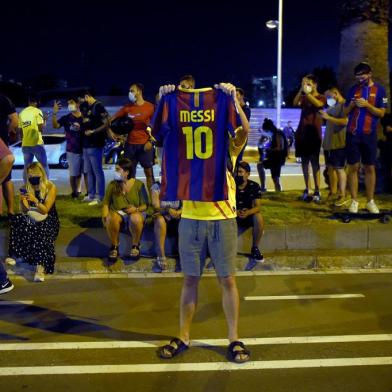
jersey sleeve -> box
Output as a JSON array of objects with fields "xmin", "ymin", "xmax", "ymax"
[
  {"xmin": 151, "ymin": 95, "xmax": 171, "ymax": 143},
  {"xmin": 226, "ymin": 96, "xmax": 241, "ymax": 137},
  {"xmin": 112, "ymin": 106, "xmax": 128, "ymax": 120},
  {"xmin": 376, "ymin": 85, "xmax": 388, "ymax": 109},
  {"xmin": 58, "ymin": 115, "xmax": 67, "ymax": 127},
  {"xmin": 36, "ymin": 109, "xmax": 44, "ymax": 125}
]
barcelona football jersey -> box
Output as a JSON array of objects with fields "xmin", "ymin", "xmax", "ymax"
[
  {"xmin": 152, "ymin": 87, "xmax": 241, "ymax": 202},
  {"xmin": 345, "ymin": 83, "xmax": 387, "ymax": 135}
]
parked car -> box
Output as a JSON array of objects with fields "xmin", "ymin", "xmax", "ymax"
[{"xmin": 10, "ymin": 134, "xmax": 68, "ymax": 168}]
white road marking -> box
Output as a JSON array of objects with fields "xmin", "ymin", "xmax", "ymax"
[
  {"xmin": 1, "ymin": 357, "xmax": 392, "ymax": 376},
  {"xmin": 0, "ymin": 301, "xmax": 34, "ymax": 306},
  {"xmin": 1, "ymin": 334, "xmax": 392, "ymax": 351},
  {"xmin": 244, "ymin": 294, "xmax": 365, "ymax": 301}
]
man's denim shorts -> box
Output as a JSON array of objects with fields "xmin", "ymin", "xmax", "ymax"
[{"xmin": 178, "ymin": 218, "xmax": 237, "ymax": 277}]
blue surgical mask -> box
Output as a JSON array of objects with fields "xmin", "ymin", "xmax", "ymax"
[
  {"xmin": 128, "ymin": 92, "xmax": 136, "ymax": 103},
  {"xmin": 327, "ymin": 98, "xmax": 337, "ymax": 107},
  {"xmin": 114, "ymin": 172, "xmax": 124, "ymax": 182}
]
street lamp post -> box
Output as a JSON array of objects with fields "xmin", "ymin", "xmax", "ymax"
[{"xmin": 266, "ymin": 0, "xmax": 283, "ymax": 129}]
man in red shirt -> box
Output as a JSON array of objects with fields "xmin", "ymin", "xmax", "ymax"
[{"xmin": 112, "ymin": 83, "xmax": 155, "ymax": 191}]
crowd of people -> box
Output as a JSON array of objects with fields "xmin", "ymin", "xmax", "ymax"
[{"xmin": 0, "ymin": 62, "xmax": 391, "ymax": 363}]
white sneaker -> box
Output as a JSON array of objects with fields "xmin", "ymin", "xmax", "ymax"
[
  {"xmin": 366, "ymin": 199, "xmax": 379, "ymax": 214},
  {"xmin": 348, "ymin": 200, "xmax": 359, "ymax": 213},
  {"xmin": 33, "ymin": 265, "xmax": 45, "ymax": 282},
  {"xmin": 5, "ymin": 257, "xmax": 16, "ymax": 266},
  {"xmin": 88, "ymin": 198, "xmax": 101, "ymax": 206}
]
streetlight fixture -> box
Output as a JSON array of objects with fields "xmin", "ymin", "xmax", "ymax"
[{"xmin": 265, "ymin": 0, "xmax": 283, "ymax": 129}]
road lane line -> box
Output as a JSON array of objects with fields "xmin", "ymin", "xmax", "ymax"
[
  {"xmin": 1, "ymin": 357, "xmax": 392, "ymax": 376},
  {"xmin": 0, "ymin": 301, "xmax": 34, "ymax": 306},
  {"xmin": 1, "ymin": 334, "xmax": 392, "ymax": 351},
  {"xmin": 244, "ymin": 294, "xmax": 365, "ymax": 301}
]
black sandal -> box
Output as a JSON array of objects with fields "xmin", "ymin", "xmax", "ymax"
[
  {"xmin": 227, "ymin": 341, "xmax": 251, "ymax": 363},
  {"xmin": 158, "ymin": 337, "xmax": 189, "ymax": 359},
  {"xmin": 108, "ymin": 245, "xmax": 119, "ymax": 262}
]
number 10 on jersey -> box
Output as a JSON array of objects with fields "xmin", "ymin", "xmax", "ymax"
[{"xmin": 182, "ymin": 126, "xmax": 213, "ymax": 160}]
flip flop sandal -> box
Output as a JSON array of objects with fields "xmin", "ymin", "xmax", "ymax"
[
  {"xmin": 130, "ymin": 245, "xmax": 140, "ymax": 261},
  {"xmin": 158, "ymin": 337, "xmax": 189, "ymax": 359},
  {"xmin": 108, "ymin": 245, "xmax": 119, "ymax": 262},
  {"xmin": 227, "ymin": 341, "xmax": 251, "ymax": 363}
]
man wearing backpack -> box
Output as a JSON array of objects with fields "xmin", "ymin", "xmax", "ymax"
[{"xmin": 78, "ymin": 90, "xmax": 109, "ymax": 205}]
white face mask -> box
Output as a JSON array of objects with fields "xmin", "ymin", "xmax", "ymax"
[
  {"xmin": 68, "ymin": 104, "xmax": 77, "ymax": 112},
  {"xmin": 327, "ymin": 98, "xmax": 337, "ymax": 107},
  {"xmin": 128, "ymin": 92, "xmax": 136, "ymax": 103},
  {"xmin": 114, "ymin": 172, "xmax": 124, "ymax": 182},
  {"xmin": 304, "ymin": 85, "xmax": 312, "ymax": 94}
]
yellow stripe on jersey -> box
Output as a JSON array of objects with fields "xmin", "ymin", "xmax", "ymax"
[
  {"xmin": 194, "ymin": 92, "xmax": 200, "ymax": 108},
  {"xmin": 181, "ymin": 133, "xmax": 246, "ymax": 221}
]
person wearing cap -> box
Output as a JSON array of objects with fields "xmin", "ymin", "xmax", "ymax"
[
  {"xmin": 235, "ymin": 161, "xmax": 264, "ymax": 262},
  {"xmin": 344, "ymin": 62, "xmax": 388, "ymax": 213}
]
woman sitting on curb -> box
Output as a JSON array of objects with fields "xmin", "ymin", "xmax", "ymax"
[
  {"xmin": 102, "ymin": 158, "xmax": 148, "ymax": 262},
  {"xmin": 9, "ymin": 162, "xmax": 60, "ymax": 282}
]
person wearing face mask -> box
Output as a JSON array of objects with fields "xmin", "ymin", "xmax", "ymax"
[
  {"xmin": 235, "ymin": 161, "xmax": 264, "ymax": 262},
  {"xmin": 101, "ymin": 158, "xmax": 148, "ymax": 262},
  {"xmin": 319, "ymin": 88, "xmax": 349, "ymax": 206},
  {"xmin": 77, "ymin": 90, "xmax": 109, "ymax": 206},
  {"xmin": 8, "ymin": 162, "xmax": 59, "ymax": 282},
  {"xmin": 344, "ymin": 62, "xmax": 388, "ymax": 214},
  {"xmin": 52, "ymin": 98, "xmax": 87, "ymax": 198},
  {"xmin": 293, "ymin": 75, "xmax": 326, "ymax": 202},
  {"xmin": 111, "ymin": 83, "xmax": 155, "ymax": 193}
]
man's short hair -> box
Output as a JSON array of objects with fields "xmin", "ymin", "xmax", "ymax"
[
  {"xmin": 237, "ymin": 161, "xmax": 251, "ymax": 173},
  {"xmin": 77, "ymin": 89, "xmax": 94, "ymax": 99},
  {"xmin": 236, "ymin": 87, "xmax": 245, "ymax": 96},
  {"xmin": 354, "ymin": 62, "xmax": 372, "ymax": 75},
  {"xmin": 28, "ymin": 94, "xmax": 40, "ymax": 105},
  {"xmin": 131, "ymin": 83, "xmax": 144, "ymax": 94},
  {"xmin": 305, "ymin": 74, "xmax": 318, "ymax": 85},
  {"xmin": 179, "ymin": 74, "xmax": 195, "ymax": 84}
]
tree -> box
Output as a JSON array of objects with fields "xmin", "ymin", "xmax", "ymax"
[{"xmin": 338, "ymin": 0, "xmax": 390, "ymax": 100}]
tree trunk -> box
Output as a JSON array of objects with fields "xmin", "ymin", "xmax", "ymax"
[{"xmin": 338, "ymin": 1, "xmax": 390, "ymax": 101}]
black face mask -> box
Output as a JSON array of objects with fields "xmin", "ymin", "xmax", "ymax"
[
  {"xmin": 235, "ymin": 175, "xmax": 245, "ymax": 186},
  {"xmin": 28, "ymin": 176, "xmax": 41, "ymax": 186}
]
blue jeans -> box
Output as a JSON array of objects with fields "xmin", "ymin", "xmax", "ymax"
[
  {"xmin": 0, "ymin": 262, "xmax": 8, "ymax": 284},
  {"xmin": 22, "ymin": 145, "xmax": 50, "ymax": 181},
  {"xmin": 83, "ymin": 147, "xmax": 105, "ymax": 200}
]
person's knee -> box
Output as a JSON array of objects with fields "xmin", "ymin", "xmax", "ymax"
[
  {"xmin": 183, "ymin": 275, "xmax": 200, "ymax": 288},
  {"xmin": 154, "ymin": 215, "xmax": 166, "ymax": 230},
  {"xmin": 130, "ymin": 213, "xmax": 144, "ymax": 227},
  {"xmin": 364, "ymin": 165, "xmax": 375, "ymax": 174},
  {"xmin": 253, "ymin": 213, "xmax": 264, "ymax": 229},
  {"xmin": 218, "ymin": 275, "xmax": 237, "ymax": 290},
  {"xmin": 348, "ymin": 163, "xmax": 359, "ymax": 174}
]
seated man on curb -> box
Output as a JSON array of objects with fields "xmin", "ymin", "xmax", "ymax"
[
  {"xmin": 235, "ymin": 161, "xmax": 264, "ymax": 262},
  {"xmin": 151, "ymin": 181, "xmax": 182, "ymax": 272},
  {"xmin": 102, "ymin": 158, "xmax": 148, "ymax": 262},
  {"xmin": 0, "ymin": 138, "xmax": 15, "ymax": 294}
]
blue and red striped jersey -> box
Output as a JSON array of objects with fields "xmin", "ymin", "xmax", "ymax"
[
  {"xmin": 152, "ymin": 87, "xmax": 241, "ymax": 202},
  {"xmin": 345, "ymin": 83, "xmax": 387, "ymax": 135}
]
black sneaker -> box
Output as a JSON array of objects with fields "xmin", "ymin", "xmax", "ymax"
[
  {"xmin": 0, "ymin": 279, "xmax": 14, "ymax": 295},
  {"xmin": 251, "ymin": 246, "xmax": 264, "ymax": 262}
]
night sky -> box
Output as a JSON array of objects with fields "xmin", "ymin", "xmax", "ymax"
[{"xmin": 0, "ymin": 0, "xmax": 382, "ymax": 98}]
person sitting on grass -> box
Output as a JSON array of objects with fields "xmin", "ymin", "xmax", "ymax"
[
  {"xmin": 102, "ymin": 158, "xmax": 148, "ymax": 262},
  {"xmin": 151, "ymin": 181, "xmax": 182, "ymax": 272}
]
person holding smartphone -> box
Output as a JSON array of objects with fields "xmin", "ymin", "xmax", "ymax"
[
  {"xmin": 101, "ymin": 158, "xmax": 148, "ymax": 263},
  {"xmin": 8, "ymin": 162, "xmax": 59, "ymax": 282}
]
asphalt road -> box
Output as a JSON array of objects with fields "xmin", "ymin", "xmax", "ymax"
[{"xmin": 0, "ymin": 271, "xmax": 391, "ymax": 391}]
